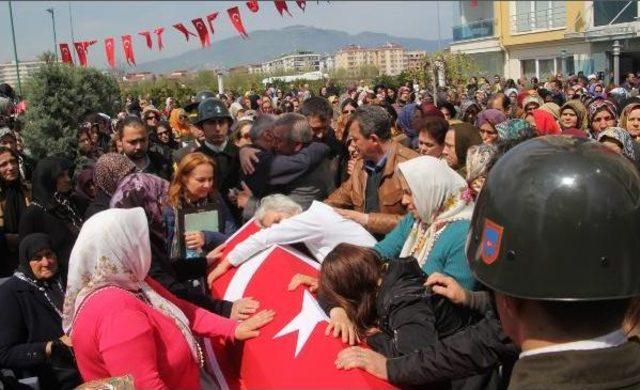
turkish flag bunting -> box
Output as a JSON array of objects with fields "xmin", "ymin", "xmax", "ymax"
[
  {"xmin": 274, "ymin": 0, "xmax": 292, "ymax": 16},
  {"xmin": 59, "ymin": 43, "xmax": 73, "ymax": 65},
  {"xmin": 470, "ymin": 0, "xmax": 478, "ymax": 7},
  {"xmin": 121, "ymin": 34, "xmax": 136, "ymax": 65},
  {"xmin": 208, "ymin": 221, "xmax": 397, "ymax": 389},
  {"xmin": 173, "ymin": 23, "xmax": 197, "ymax": 42},
  {"xmin": 296, "ymin": 0, "xmax": 307, "ymax": 11},
  {"xmin": 206, "ymin": 12, "xmax": 219, "ymax": 35},
  {"xmin": 227, "ymin": 6, "xmax": 249, "ymax": 39},
  {"xmin": 104, "ymin": 37, "xmax": 115, "ymax": 68},
  {"xmin": 73, "ymin": 41, "xmax": 89, "ymax": 67},
  {"xmin": 154, "ymin": 27, "xmax": 165, "ymax": 50},
  {"xmin": 192, "ymin": 18, "xmax": 210, "ymax": 47},
  {"xmin": 246, "ymin": 0, "xmax": 259, "ymax": 12},
  {"xmin": 138, "ymin": 31, "xmax": 153, "ymax": 49}
]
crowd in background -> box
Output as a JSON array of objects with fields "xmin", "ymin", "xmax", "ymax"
[{"xmin": 0, "ymin": 66, "xmax": 640, "ymax": 389}]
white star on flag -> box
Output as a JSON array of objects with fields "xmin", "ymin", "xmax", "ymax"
[{"xmin": 273, "ymin": 289, "xmax": 329, "ymax": 357}]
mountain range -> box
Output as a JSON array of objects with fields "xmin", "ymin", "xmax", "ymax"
[{"xmin": 136, "ymin": 25, "xmax": 447, "ymax": 74}]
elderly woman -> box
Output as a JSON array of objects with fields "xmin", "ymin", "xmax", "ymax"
[
  {"xmin": 65, "ymin": 208, "xmax": 274, "ymax": 389},
  {"xmin": 373, "ymin": 156, "xmax": 477, "ymax": 290},
  {"xmin": 85, "ymin": 153, "xmax": 136, "ymax": 219},
  {"xmin": 475, "ymin": 109, "xmax": 507, "ymax": 144},
  {"xmin": 588, "ymin": 99, "xmax": 618, "ymax": 138},
  {"xmin": 0, "ymin": 233, "xmax": 81, "ymax": 389},
  {"xmin": 620, "ymin": 102, "xmax": 640, "ymax": 142},
  {"xmin": 459, "ymin": 101, "xmax": 481, "ymax": 125},
  {"xmin": 464, "ymin": 144, "xmax": 497, "ymax": 200},
  {"xmin": 597, "ymin": 127, "xmax": 638, "ymax": 162},
  {"xmin": 525, "ymin": 109, "xmax": 561, "ymax": 136}
]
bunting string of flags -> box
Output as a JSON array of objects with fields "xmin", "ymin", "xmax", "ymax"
[{"xmin": 58, "ymin": 0, "xmax": 326, "ymax": 68}]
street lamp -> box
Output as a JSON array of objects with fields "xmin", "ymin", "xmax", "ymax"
[
  {"xmin": 612, "ymin": 40, "xmax": 622, "ymax": 85},
  {"xmin": 46, "ymin": 8, "xmax": 58, "ymax": 61},
  {"xmin": 7, "ymin": 0, "xmax": 22, "ymax": 95},
  {"xmin": 560, "ymin": 49, "xmax": 567, "ymax": 76}
]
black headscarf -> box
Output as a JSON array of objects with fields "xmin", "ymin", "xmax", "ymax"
[
  {"xmin": 0, "ymin": 148, "xmax": 27, "ymax": 233},
  {"xmin": 18, "ymin": 232, "xmax": 53, "ymax": 279},
  {"xmin": 31, "ymin": 157, "xmax": 83, "ymax": 232}
]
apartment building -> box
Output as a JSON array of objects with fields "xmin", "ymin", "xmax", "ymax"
[
  {"xmin": 334, "ymin": 43, "xmax": 426, "ymax": 76},
  {"xmin": 0, "ymin": 60, "xmax": 46, "ymax": 89},
  {"xmin": 260, "ymin": 51, "xmax": 320, "ymax": 74}
]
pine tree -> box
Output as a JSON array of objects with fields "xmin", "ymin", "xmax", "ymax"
[{"xmin": 21, "ymin": 62, "xmax": 120, "ymax": 160}]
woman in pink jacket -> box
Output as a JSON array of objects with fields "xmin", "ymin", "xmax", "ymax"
[{"xmin": 63, "ymin": 208, "xmax": 274, "ymax": 389}]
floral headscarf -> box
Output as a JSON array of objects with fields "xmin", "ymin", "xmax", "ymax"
[
  {"xmin": 560, "ymin": 100, "xmax": 589, "ymax": 131},
  {"xmin": 397, "ymin": 156, "xmax": 474, "ymax": 266},
  {"xmin": 466, "ymin": 144, "xmax": 497, "ymax": 184},
  {"xmin": 94, "ymin": 153, "xmax": 136, "ymax": 196},
  {"xmin": 63, "ymin": 208, "xmax": 203, "ymax": 365},
  {"xmin": 109, "ymin": 173, "xmax": 169, "ymax": 243},
  {"xmin": 597, "ymin": 127, "xmax": 637, "ymax": 161},
  {"xmin": 495, "ymin": 119, "xmax": 536, "ymax": 142},
  {"xmin": 588, "ymin": 99, "xmax": 618, "ymax": 124}
]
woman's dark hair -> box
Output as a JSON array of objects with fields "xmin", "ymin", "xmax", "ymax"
[
  {"xmin": 438, "ymin": 101, "xmax": 457, "ymax": 118},
  {"xmin": 340, "ymin": 98, "xmax": 358, "ymax": 112},
  {"xmin": 419, "ymin": 117, "xmax": 449, "ymax": 145},
  {"xmin": 504, "ymin": 79, "xmax": 517, "ymax": 89},
  {"xmin": 319, "ymin": 243, "xmax": 384, "ymax": 338}
]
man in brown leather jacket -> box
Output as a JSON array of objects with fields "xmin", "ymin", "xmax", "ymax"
[{"xmin": 325, "ymin": 105, "xmax": 417, "ymax": 236}]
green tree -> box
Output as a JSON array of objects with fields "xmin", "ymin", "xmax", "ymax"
[{"xmin": 22, "ymin": 62, "xmax": 120, "ymax": 160}]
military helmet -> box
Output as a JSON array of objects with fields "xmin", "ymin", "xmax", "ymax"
[
  {"xmin": 185, "ymin": 90, "xmax": 216, "ymax": 112},
  {"xmin": 467, "ymin": 136, "xmax": 640, "ymax": 301},
  {"xmin": 194, "ymin": 98, "xmax": 232, "ymax": 125}
]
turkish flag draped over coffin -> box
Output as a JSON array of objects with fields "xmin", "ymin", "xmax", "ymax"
[{"xmin": 209, "ymin": 220, "xmax": 396, "ymax": 389}]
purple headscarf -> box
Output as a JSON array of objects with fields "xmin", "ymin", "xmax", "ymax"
[
  {"xmin": 475, "ymin": 109, "xmax": 507, "ymax": 129},
  {"xmin": 397, "ymin": 103, "xmax": 418, "ymax": 139}
]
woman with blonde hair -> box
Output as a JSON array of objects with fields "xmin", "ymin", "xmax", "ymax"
[
  {"xmin": 169, "ymin": 108, "xmax": 191, "ymax": 140},
  {"xmin": 164, "ymin": 152, "xmax": 237, "ymax": 259}
]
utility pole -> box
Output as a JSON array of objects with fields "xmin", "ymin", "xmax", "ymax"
[
  {"xmin": 46, "ymin": 8, "xmax": 58, "ymax": 61},
  {"xmin": 436, "ymin": 1, "xmax": 442, "ymax": 51},
  {"xmin": 8, "ymin": 1, "xmax": 22, "ymax": 95},
  {"xmin": 68, "ymin": 2, "xmax": 76, "ymax": 61}
]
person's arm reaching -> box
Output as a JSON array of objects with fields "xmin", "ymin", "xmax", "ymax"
[{"xmin": 269, "ymin": 142, "xmax": 330, "ymax": 186}]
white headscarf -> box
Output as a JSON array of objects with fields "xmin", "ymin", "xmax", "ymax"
[
  {"xmin": 398, "ymin": 156, "xmax": 474, "ymax": 266},
  {"xmin": 63, "ymin": 208, "xmax": 202, "ymax": 364}
]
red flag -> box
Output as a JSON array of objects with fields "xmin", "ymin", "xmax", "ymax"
[
  {"xmin": 470, "ymin": 0, "xmax": 478, "ymax": 6},
  {"xmin": 246, "ymin": 0, "xmax": 259, "ymax": 12},
  {"xmin": 206, "ymin": 12, "xmax": 219, "ymax": 35},
  {"xmin": 59, "ymin": 43, "xmax": 73, "ymax": 65},
  {"xmin": 138, "ymin": 31, "xmax": 153, "ymax": 49},
  {"xmin": 104, "ymin": 37, "xmax": 115, "ymax": 68},
  {"xmin": 154, "ymin": 27, "xmax": 165, "ymax": 50},
  {"xmin": 173, "ymin": 23, "xmax": 197, "ymax": 42},
  {"xmin": 210, "ymin": 221, "xmax": 397, "ymax": 389},
  {"xmin": 227, "ymin": 6, "xmax": 249, "ymax": 39},
  {"xmin": 274, "ymin": 0, "xmax": 292, "ymax": 16},
  {"xmin": 296, "ymin": 0, "xmax": 306, "ymax": 11},
  {"xmin": 121, "ymin": 34, "xmax": 136, "ymax": 65},
  {"xmin": 73, "ymin": 41, "xmax": 88, "ymax": 67},
  {"xmin": 191, "ymin": 18, "xmax": 210, "ymax": 47}
]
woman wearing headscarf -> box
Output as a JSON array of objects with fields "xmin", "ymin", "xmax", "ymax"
[
  {"xmin": 559, "ymin": 100, "xmax": 589, "ymax": 136},
  {"xmin": 458, "ymin": 101, "xmax": 481, "ymax": 125},
  {"xmin": 0, "ymin": 233, "xmax": 81, "ymax": 389},
  {"xmin": 85, "ymin": 153, "xmax": 136, "ymax": 219},
  {"xmin": 72, "ymin": 167, "xmax": 95, "ymax": 217},
  {"xmin": 464, "ymin": 144, "xmax": 497, "ymax": 201},
  {"xmin": 19, "ymin": 158, "xmax": 83, "ymax": 265},
  {"xmin": 597, "ymin": 127, "xmax": 638, "ymax": 162},
  {"xmin": 149, "ymin": 120, "xmax": 180, "ymax": 164},
  {"xmin": 64, "ymin": 208, "xmax": 274, "ymax": 390},
  {"xmin": 396, "ymin": 103, "xmax": 419, "ymax": 147},
  {"xmin": 588, "ymin": 99, "xmax": 618, "ymax": 138},
  {"xmin": 0, "ymin": 146, "xmax": 29, "ymax": 276},
  {"xmin": 374, "ymin": 156, "xmax": 477, "ymax": 290},
  {"xmin": 169, "ymin": 108, "xmax": 191, "ymax": 140},
  {"xmin": 475, "ymin": 109, "xmax": 507, "ymax": 144},
  {"xmin": 525, "ymin": 109, "xmax": 561, "ymax": 136},
  {"xmin": 620, "ymin": 102, "xmax": 640, "ymax": 142},
  {"xmin": 110, "ymin": 172, "xmax": 257, "ymax": 320},
  {"xmin": 442, "ymin": 122, "xmax": 483, "ymax": 178}
]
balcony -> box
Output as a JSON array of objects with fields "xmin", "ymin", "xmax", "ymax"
[
  {"xmin": 452, "ymin": 19, "xmax": 494, "ymax": 41},
  {"xmin": 511, "ymin": 7, "xmax": 566, "ymax": 34}
]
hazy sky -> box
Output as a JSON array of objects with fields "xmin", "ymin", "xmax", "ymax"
[{"xmin": 1, "ymin": 1, "xmax": 455, "ymax": 68}]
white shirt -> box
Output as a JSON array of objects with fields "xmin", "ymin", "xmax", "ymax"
[
  {"xmin": 519, "ymin": 329, "xmax": 627, "ymax": 359},
  {"xmin": 204, "ymin": 139, "xmax": 228, "ymax": 154},
  {"xmin": 227, "ymin": 201, "xmax": 377, "ymax": 266}
]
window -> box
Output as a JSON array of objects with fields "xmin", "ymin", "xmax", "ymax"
[
  {"xmin": 513, "ymin": 1, "xmax": 566, "ymax": 33},
  {"xmin": 522, "ymin": 59, "xmax": 536, "ymax": 77},
  {"xmin": 594, "ymin": 0, "xmax": 638, "ymax": 26},
  {"xmin": 539, "ymin": 59, "xmax": 555, "ymax": 78}
]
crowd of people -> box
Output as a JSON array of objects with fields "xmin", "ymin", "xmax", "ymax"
[{"xmin": 0, "ymin": 68, "xmax": 640, "ymax": 389}]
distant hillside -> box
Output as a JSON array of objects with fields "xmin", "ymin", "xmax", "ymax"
[{"xmin": 136, "ymin": 25, "xmax": 447, "ymax": 74}]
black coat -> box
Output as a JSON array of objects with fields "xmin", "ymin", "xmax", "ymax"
[
  {"xmin": 18, "ymin": 206, "xmax": 77, "ymax": 267},
  {"xmin": 367, "ymin": 258, "xmax": 474, "ymax": 358},
  {"xmin": 0, "ymin": 277, "xmax": 81, "ymax": 390},
  {"xmin": 197, "ymin": 141, "xmax": 240, "ymax": 199}
]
